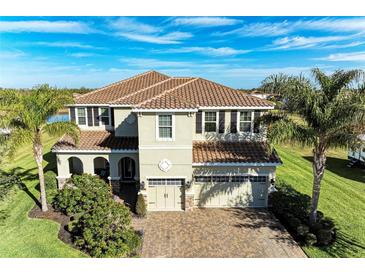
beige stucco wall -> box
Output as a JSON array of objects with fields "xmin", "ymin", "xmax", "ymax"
[
  {"xmin": 114, "ymin": 108, "xmax": 138, "ymax": 137},
  {"xmin": 137, "ymin": 112, "xmax": 194, "ymax": 185},
  {"xmin": 55, "ymin": 152, "xmax": 139, "ymax": 179}
]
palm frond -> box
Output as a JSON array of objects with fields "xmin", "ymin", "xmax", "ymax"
[
  {"xmin": 42, "ymin": 121, "xmax": 80, "ymax": 144},
  {"xmin": 0, "ymin": 128, "xmax": 33, "ymax": 160},
  {"xmin": 259, "ymin": 112, "xmax": 315, "ymax": 147}
]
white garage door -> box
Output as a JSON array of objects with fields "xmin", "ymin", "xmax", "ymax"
[
  {"xmin": 147, "ymin": 179, "xmax": 184, "ymax": 211},
  {"xmin": 193, "ymin": 175, "xmax": 268, "ymax": 208}
]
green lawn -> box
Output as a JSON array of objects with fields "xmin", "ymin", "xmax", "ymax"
[
  {"xmin": 276, "ymin": 144, "xmax": 365, "ymax": 258},
  {"xmin": 0, "ymin": 134, "xmax": 86, "ymax": 258}
]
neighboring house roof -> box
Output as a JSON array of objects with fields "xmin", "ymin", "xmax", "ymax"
[
  {"xmin": 52, "ymin": 131, "xmax": 138, "ymax": 152},
  {"xmin": 192, "ymin": 141, "xmax": 282, "ymax": 165},
  {"xmin": 74, "ymin": 70, "xmax": 273, "ymax": 109}
]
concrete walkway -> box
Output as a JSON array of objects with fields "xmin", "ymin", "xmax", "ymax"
[{"xmin": 133, "ymin": 208, "xmax": 307, "ymax": 258}]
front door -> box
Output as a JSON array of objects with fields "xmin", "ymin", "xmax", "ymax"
[{"xmin": 147, "ymin": 179, "xmax": 184, "ymax": 211}]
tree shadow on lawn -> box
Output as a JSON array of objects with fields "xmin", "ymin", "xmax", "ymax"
[
  {"xmin": 317, "ymin": 230, "xmax": 365, "ymax": 258},
  {"xmin": 0, "ymin": 167, "xmax": 41, "ymax": 207},
  {"xmin": 303, "ymin": 156, "xmax": 365, "ymax": 183}
]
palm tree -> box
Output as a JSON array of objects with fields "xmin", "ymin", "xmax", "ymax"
[
  {"xmin": 260, "ymin": 68, "xmax": 365, "ymax": 225},
  {"xmin": 0, "ymin": 85, "xmax": 79, "ymax": 212}
]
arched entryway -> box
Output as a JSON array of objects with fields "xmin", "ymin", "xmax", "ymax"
[
  {"xmin": 68, "ymin": 157, "xmax": 83, "ymax": 175},
  {"xmin": 93, "ymin": 157, "xmax": 110, "ymax": 180},
  {"xmin": 118, "ymin": 157, "xmax": 136, "ymax": 181}
]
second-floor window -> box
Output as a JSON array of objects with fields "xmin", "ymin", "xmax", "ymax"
[
  {"xmin": 239, "ymin": 111, "xmax": 252, "ymax": 133},
  {"xmin": 77, "ymin": 108, "xmax": 86, "ymax": 125},
  {"xmin": 100, "ymin": 107, "xmax": 110, "ymax": 125},
  {"xmin": 204, "ymin": 112, "xmax": 217, "ymax": 132},
  {"xmin": 158, "ymin": 114, "xmax": 173, "ymax": 140}
]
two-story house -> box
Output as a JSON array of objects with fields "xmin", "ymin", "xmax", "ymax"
[{"xmin": 52, "ymin": 71, "xmax": 281, "ymax": 211}]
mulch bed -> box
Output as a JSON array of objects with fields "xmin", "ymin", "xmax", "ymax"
[{"xmin": 28, "ymin": 204, "xmax": 73, "ymax": 246}]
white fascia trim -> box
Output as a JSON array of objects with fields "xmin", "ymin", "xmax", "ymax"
[
  {"xmin": 52, "ymin": 149, "xmax": 138, "ymax": 154},
  {"xmin": 146, "ymin": 176, "xmax": 187, "ymax": 179},
  {"xmin": 67, "ymin": 104, "xmax": 133, "ymax": 108},
  {"xmin": 139, "ymin": 145, "xmax": 192, "ymax": 150},
  {"xmin": 192, "ymin": 162, "xmax": 281, "ymax": 167},
  {"xmin": 133, "ymin": 108, "xmax": 198, "ymax": 113},
  {"xmin": 66, "ymin": 104, "xmax": 110, "ymax": 107},
  {"xmin": 198, "ymin": 106, "xmax": 274, "ymax": 110},
  {"xmin": 193, "ymin": 172, "xmax": 272, "ymax": 176}
]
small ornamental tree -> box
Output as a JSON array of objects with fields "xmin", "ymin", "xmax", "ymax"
[
  {"xmin": 72, "ymin": 201, "xmax": 141, "ymax": 258},
  {"xmin": 53, "ymin": 174, "xmax": 111, "ymax": 215}
]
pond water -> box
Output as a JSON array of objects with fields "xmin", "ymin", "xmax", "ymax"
[{"xmin": 47, "ymin": 114, "xmax": 69, "ymax": 123}]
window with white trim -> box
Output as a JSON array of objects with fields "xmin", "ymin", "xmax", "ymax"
[
  {"xmin": 158, "ymin": 114, "xmax": 173, "ymax": 139},
  {"xmin": 239, "ymin": 111, "xmax": 252, "ymax": 133},
  {"xmin": 100, "ymin": 107, "xmax": 110, "ymax": 125},
  {"xmin": 77, "ymin": 108, "xmax": 86, "ymax": 125},
  {"xmin": 204, "ymin": 111, "xmax": 217, "ymax": 132}
]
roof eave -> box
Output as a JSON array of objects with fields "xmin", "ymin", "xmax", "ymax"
[{"xmin": 192, "ymin": 162, "xmax": 282, "ymax": 167}]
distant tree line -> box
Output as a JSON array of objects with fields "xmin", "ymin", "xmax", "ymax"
[{"xmin": 0, "ymin": 86, "xmax": 94, "ymax": 95}]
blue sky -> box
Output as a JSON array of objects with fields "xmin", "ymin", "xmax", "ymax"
[{"xmin": 1, "ymin": 16, "xmax": 365, "ymax": 88}]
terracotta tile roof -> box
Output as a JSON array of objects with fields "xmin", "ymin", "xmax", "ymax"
[
  {"xmin": 74, "ymin": 70, "xmax": 274, "ymax": 109},
  {"xmin": 192, "ymin": 141, "xmax": 281, "ymax": 164},
  {"xmin": 75, "ymin": 71, "xmax": 170, "ymax": 104},
  {"xmin": 165, "ymin": 78, "xmax": 273, "ymax": 108},
  {"xmin": 112, "ymin": 77, "xmax": 194, "ymax": 105},
  {"xmin": 52, "ymin": 131, "xmax": 138, "ymax": 151}
]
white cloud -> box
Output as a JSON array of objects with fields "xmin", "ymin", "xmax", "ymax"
[
  {"xmin": 320, "ymin": 41, "xmax": 365, "ymax": 49},
  {"xmin": 0, "ymin": 20, "xmax": 93, "ymax": 34},
  {"xmin": 316, "ymin": 51, "xmax": 365, "ymax": 62},
  {"xmin": 0, "ymin": 50, "xmax": 26, "ymax": 59},
  {"xmin": 108, "ymin": 17, "xmax": 192, "ymax": 44},
  {"xmin": 215, "ymin": 17, "xmax": 365, "ymax": 37},
  {"xmin": 109, "ymin": 17, "xmax": 159, "ymax": 34},
  {"xmin": 69, "ymin": 53, "xmax": 95, "ymax": 58},
  {"xmin": 120, "ymin": 57, "xmax": 194, "ymax": 68},
  {"xmin": 159, "ymin": 46, "xmax": 251, "ymax": 56},
  {"xmin": 271, "ymin": 35, "xmax": 349, "ymax": 50},
  {"xmin": 35, "ymin": 41, "xmax": 103, "ymax": 49},
  {"xmin": 172, "ymin": 17, "xmax": 241, "ymax": 27},
  {"xmin": 116, "ymin": 31, "xmax": 192, "ymax": 44}
]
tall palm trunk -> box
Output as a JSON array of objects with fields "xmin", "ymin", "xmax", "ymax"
[
  {"xmin": 33, "ymin": 131, "xmax": 48, "ymax": 212},
  {"xmin": 309, "ymin": 145, "xmax": 326, "ymax": 225}
]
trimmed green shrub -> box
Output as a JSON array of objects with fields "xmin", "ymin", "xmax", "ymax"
[
  {"xmin": 320, "ymin": 217, "xmax": 335, "ymax": 230},
  {"xmin": 270, "ymin": 179, "xmax": 336, "ymax": 247},
  {"xmin": 317, "ymin": 229, "xmax": 333, "ymax": 246},
  {"xmin": 135, "ymin": 194, "xmax": 147, "ymax": 218},
  {"xmin": 288, "ymin": 217, "xmax": 301, "ymax": 230},
  {"xmin": 44, "ymin": 170, "xmax": 58, "ymax": 204},
  {"xmin": 53, "ymin": 174, "xmax": 140, "ymax": 257},
  {"xmin": 72, "ymin": 201, "xmax": 141, "ymax": 258},
  {"xmin": 296, "ymin": 224, "xmax": 309, "ymax": 237},
  {"xmin": 305, "ymin": 233, "xmax": 317, "ymax": 246},
  {"xmin": 53, "ymin": 174, "xmax": 111, "ymax": 215},
  {"xmin": 310, "ymin": 222, "xmax": 323, "ymax": 234}
]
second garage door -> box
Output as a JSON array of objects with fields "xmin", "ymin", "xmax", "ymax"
[{"xmin": 193, "ymin": 175, "xmax": 268, "ymax": 208}]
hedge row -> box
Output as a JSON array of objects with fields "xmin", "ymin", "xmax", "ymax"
[{"xmin": 270, "ymin": 179, "xmax": 336, "ymax": 246}]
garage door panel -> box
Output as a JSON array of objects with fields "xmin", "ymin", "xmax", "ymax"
[
  {"xmin": 147, "ymin": 186, "xmax": 157, "ymax": 210},
  {"xmin": 148, "ymin": 179, "xmax": 184, "ymax": 211},
  {"xmin": 194, "ymin": 175, "xmax": 268, "ymax": 208}
]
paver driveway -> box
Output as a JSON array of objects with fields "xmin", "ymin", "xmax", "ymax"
[{"xmin": 133, "ymin": 208, "xmax": 306, "ymax": 258}]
